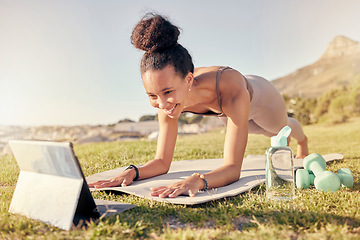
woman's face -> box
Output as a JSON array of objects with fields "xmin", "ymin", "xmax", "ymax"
[{"xmin": 142, "ymin": 65, "xmax": 193, "ymax": 119}]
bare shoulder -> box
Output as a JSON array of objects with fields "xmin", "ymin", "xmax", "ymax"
[
  {"xmin": 194, "ymin": 66, "xmax": 249, "ymax": 103},
  {"xmin": 220, "ymin": 68, "xmax": 248, "ymax": 94},
  {"xmin": 194, "ymin": 66, "xmax": 219, "ymax": 77},
  {"xmin": 219, "ymin": 69, "xmax": 250, "ymax": 115}
]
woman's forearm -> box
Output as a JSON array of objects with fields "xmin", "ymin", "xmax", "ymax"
[
  {"xmin": 202, "ymin": 164, "xmax": 242, "ymax": 189},
  {"xmin": 137, "ymin": 158, "xmax": 171, "ymax": 180}
]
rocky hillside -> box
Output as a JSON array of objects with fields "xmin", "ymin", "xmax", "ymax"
[{"xmin": 271, "ymin": 35, "xmax": 360, "ymax": 98}]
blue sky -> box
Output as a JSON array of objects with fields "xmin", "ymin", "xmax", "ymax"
[{"xmin": 1, "ymin": 0, "xmax": 360, "ymax": 126}]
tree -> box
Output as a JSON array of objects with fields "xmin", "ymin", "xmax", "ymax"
[
  {"xmin": 118, "ymin": 118, "xmax": 135, "ymax": 123},
  {"xmin": 139, "ymin": 115, "xmax": 157, "ymax": 121}
]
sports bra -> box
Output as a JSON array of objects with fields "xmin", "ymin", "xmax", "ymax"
[
  {"xmin": 183, "ymin": 66, "xmax": 253, "ymax": 117},
  {"xmin": 183, "ymin": 66, "xmax": 231, "ymax": 117}
]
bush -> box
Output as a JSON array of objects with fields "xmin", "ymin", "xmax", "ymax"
[
  {"xmin": 284, "ymin": 74, "xmax": 360, "ymax": 125},
  {"xmin": 327, "ymin": 95, "xmax": 352, "ymax": 123},
  {"xmin": 118, "ymin": 118, "xmax": 135, "ymax": 123},
  {"xmin": 178, "ymin": 113, "xmax": 203, "ymax": 124},
  {"xmin": 139, "ymin": 115, "xmax": 156, "ymax": 121},
  {"xmin": 349, "ymin": 75, "xmax": 360, "ymax": 114},
  {"xmin": 284, "ymin": 95, "xmax": 317, "ymax": 125}
]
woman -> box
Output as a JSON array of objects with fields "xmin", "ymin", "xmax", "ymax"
[{"xmin": 89, "ymin": 14, "xmax": 308, "ymax": 198}]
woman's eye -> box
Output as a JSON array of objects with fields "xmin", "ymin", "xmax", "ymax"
[
  {"xmin": 164, "ymin": 90, "xmax": 172, "ymax": 95},
  {"xmin": 149, "ymin": 95, "xmax": 157, "ymax": 100}
]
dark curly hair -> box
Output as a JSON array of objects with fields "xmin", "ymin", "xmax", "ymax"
[{"xmin": 131, "ymin": 13, "xmax": 194, "ymax": 78}]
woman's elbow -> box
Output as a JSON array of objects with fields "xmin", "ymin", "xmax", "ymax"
[
  {"xmin": 231, "ymin": 172, "xmax": 241, "ymax": 183},
  {"xmin": 158, "ymin": 160, "xmax": 171, "ymax": 175},
  {"xmin": 229, "ymin": 166, "xmax": 241, "ymax": 183}
]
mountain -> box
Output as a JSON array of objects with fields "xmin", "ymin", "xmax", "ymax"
[{"xmin": 271, "ymin": 35, "xmax": 360, "ymax": 98}]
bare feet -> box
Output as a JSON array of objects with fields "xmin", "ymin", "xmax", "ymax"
[{"xmin": 295, "ymin": 136, "xmax": 308, "ymax": 159}]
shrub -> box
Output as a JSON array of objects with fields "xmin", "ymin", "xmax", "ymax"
[
  {"xmin": 327, "ymin": 95, "xmax": 352, "ymax": 123},
  {"xmin": 139, "ymin": 115, "xmax": 156, "ymax": 121},
  {"xmin": 283, "ymin": 75, "xmax": 360, "ymax": 125}
]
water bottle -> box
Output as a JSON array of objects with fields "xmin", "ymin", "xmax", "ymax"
[{"xmin": 265, "ymin": 126, "xmax": 295, "ymax": 200}]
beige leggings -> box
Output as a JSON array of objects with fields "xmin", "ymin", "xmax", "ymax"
[{"xmin": 220, "ymin": 75, "xmax": 306, "ymax": 142}]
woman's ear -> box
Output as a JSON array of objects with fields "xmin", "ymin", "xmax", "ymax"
[{"xmin": 185, "ymin": 72, "xmax": 194, "ymax": 89}]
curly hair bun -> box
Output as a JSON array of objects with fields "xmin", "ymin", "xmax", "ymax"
[{"xmin": 131, "ymin": 14, "xmax": 180, "ymax": 53}]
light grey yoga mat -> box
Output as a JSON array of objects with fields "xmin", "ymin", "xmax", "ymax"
[{"xmin": 86, "ymin": 153, "xmax": 344, "ymax": 205}]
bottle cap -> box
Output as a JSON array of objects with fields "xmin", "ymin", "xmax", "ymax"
[{"xmin": 271, "ymin": 126, "xmax": 292, "ymax": 147}]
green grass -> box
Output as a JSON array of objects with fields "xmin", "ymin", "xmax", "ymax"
[{"xmin": 1, "ymin": 118, "xmax": 360, "ymax": 239}]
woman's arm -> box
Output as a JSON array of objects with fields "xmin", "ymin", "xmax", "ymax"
[
  {"xmin": 201, "ymin": 86, "xmax": 250, "ymax": 188},
  {"xmin": 137, "ymin": 109, "xmax": 178, "ymax": 178},
  {"xmin": 88, "ymin": 109, "xmax": 178, "ymax": 188}
]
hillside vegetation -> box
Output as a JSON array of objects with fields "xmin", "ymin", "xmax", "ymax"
[{"xmin": 284, "ymin": 74, "xmax": 360, "ymax": 125}]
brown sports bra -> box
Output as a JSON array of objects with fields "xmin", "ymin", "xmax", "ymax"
[{"xmin": 184, "ymin": 66, "xmax": 252, "ymax": 117}]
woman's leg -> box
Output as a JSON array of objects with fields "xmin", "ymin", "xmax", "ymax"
[{"xmin": 246, "ymin": 75, "xmax": 308, "ymax": 158}]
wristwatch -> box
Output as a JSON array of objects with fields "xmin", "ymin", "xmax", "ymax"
[{"xmin": 124, "ymin": 164, "xmax": 139, "ymax": 181}]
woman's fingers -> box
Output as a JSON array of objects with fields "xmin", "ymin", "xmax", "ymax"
[
  {"xmin": 88, "ymin": 180, "xmax": 109, "ymax": 188},
  {"xmin": 88, "ymin": 181, "xmax": 98, "ymax": 188},
  {"xmin": 150, "ymin": 186, "xmax": 167, "ymax": 192},
  {"xmin": 120, "ymin": 176, "xmax": 134, "ymax": 187},
  {"xmin": 150, "ymin": 186, "xmax": 168, "ymax": 196},
  {"xmin": 168, "ymin": 188, "xmax": 186, "ymax": 198},
  {"xmin": 92, "ymin": 180, "xmax": 121, "ymax": 188},
  {"xmin": 89, "ymin": 175, "xmax": 133, "ymax": 188},
  {"xmin": 158, "ymin": 188, "xmax": 175, "ymax": 198},
  {"xmin": 188, "ymin": 188, "xmax": 198, "ymax": 197},
  {"xmin": 150, "ymin": 185, "xmax": 199, "ymax": 198},
  {"xmin": 150, "ymin": 187, "xmax": 174, "ymax": 197}
]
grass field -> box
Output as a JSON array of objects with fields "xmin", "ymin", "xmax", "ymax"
[{"xmin": 1, "ymin": 118, "xmax": 359, "ymax": 239}]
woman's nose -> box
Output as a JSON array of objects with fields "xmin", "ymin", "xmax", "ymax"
[{"xmin": 157, "ymin": 97, "xmax": 169, "ymax": 109}]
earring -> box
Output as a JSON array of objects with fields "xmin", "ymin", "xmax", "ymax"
[{"xmin": 189, "ymin": 87, "xmax": 191, "ymax": 92}]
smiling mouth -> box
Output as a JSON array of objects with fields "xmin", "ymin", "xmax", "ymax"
[{"xmin": 163, "ymin": 104, "xmax": 178, "ymax": 115}]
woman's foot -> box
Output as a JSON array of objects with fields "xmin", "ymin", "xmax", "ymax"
[{"xmin": 295, "ymin": 136, "xmax": 308, "ymax": 159}]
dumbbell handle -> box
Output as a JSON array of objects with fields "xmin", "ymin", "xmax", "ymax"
[
  {"xmin": 307, "ymin": 162, "xmax": 325, "ymax": 176},
  {"xmin": 309, "ymin": 172, "xmax": 315, "ymax": 185}
]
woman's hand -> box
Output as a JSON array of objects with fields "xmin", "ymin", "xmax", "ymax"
[
  {"xmin": 150, "ymin": 174, "xmax": 205, "ymax": 198},
  {"xmin": 88, "ymin": 169, "xmax": 136, "ymax": 188}
]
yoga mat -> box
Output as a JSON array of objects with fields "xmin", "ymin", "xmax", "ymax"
[{"xmin": 86, "ymin": 153, "xmax": 344, "ymax": 205}]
